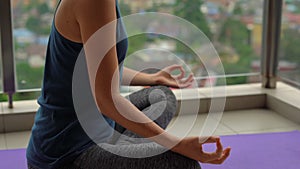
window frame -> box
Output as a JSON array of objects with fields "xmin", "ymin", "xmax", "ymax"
[{"xmin": 0, "ymin": 0, "xmax": 286, "ymax": 108}]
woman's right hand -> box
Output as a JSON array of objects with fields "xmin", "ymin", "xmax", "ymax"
[{"xmin": 172, "ymin": 136, "xmax": 231, "ymax": 164}]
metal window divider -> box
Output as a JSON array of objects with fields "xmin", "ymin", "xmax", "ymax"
[
  {"xmin": 261, "ymin": 0, "xmax": 283, "ymax": 89},
  {"xmin": 0, "ymin": 0, "xmax": 16, "ymax": 108}
]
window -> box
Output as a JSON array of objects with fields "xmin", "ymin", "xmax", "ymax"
[
  {"xmin": 119, "ymin": 0, "xmax": 264, "ymax": 86},
  {"xmin": 12, "ymin": 0, "xmax": 58, "ymax": 91},
  {"xmin": 0, "ymin": 38, "xmax": 2, "ymax": 92},
  {"xmin": 0, "ymin": 0, "xmax": 296, "ymax": 104},
  {"xmin": 278, "ymin": 0, "xmax": 300, "ymax": 87}
]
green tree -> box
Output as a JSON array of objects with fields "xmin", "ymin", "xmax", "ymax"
[
  {"xmin": 123, "ymin": 35, "xmax": 147, "ymax": 68},
  {"xmin": 119, "ymin": 1, "xmax": 131, "ymax": 16},
  {"xmin": 14, "ymin": 92, "xmax": 41, "ymax": 101},
  {"xmin": 172, "ymin": 0, "xmax": 212, "ymax": 60},
  {"xmin": 25, "ymin": 16, "xmax": 51, "ymax": 35},
  {"xmin": 233, "ymin": 3, "xmax": 243, "ymax": 15},
  {"xmin": 280, "ymin": 29, "xmax": 300, "ymax": 64},
  {"xmin": 16, "ymin": 62, "xmax": 44, "ymax": 90},
  {"xmin": 22, "ymin": 0, "xmax": 40, "ymax": 12},
  {"xmin": 219, "ymin": 18, "xmax": 249, "ymax": 47},
  {"xmin": 26, "ymin": 16, "xmax": 40, "ymax": 34},
  {"xmin": 37, "ymin": 3, "xmax": 50, "ymax": 15},
  {"xmin": 218, "ymin": 18, "xmax": 256, "ymax": 84},
  {"xmin": 0, "ymin": 94, "xmax": 7, "ymax": 102},
  {"xmin": 125, "ymin": 34, "xmax": 147, "ymax": 57},
  {"xmin": 173, "ymin": 0, "xmax": 212, "ymax": 39}
]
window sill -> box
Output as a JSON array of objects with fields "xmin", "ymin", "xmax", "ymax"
[{"xmin": 0, "ymin": 82, "xmax": 299, "ymax": 133}]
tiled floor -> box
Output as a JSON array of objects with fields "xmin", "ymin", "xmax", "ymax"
[
  {"xmin": 0, "ymin": 131, "xmax": 31, "ymax": 150},
  {"xmin": 5, "ymin": 131, "xmax": 31, "ymax": 149},
  {"xmin": 0, "ymin": 108, "xmax": 299, "ymax": 150},
  {"xmin": 168, "ymin": 108, "xmax": 300, "ymax": 137}
]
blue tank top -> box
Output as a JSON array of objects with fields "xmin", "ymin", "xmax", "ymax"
[{"xmin": 26, "ymin": 2, "xmax": 128, "ymax": 169}]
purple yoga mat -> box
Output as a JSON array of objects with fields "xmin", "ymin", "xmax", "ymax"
[
  {"xmin": 1, "ymin": 131, "xmax": 300, "ymax": 169},
  {"xmin": 201, "ymin": 131, "xmax": 300, "ymax": 169},
  {"xmin": 0, "ymin": 148, "xmax": 27, "ymax": 169}
]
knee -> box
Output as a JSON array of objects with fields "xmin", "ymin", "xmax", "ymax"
[
  {"xmin": 151, "ymin": 85, "xmax": 177, "ymax": 109},
  {"xmin": 152, "ymin": 85, "xmax": 176, "ymax": 101}
]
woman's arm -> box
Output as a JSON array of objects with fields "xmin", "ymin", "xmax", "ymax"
[
  {"xmin": 122, "ymin": 65, "xmax": 195, "ymax": 88},
  {"xmin": 122, "ymin": 67, "xmax": 156, "ymax": 86},
  {"xmin": 75, "ymin": 0, "xmax": 179, "ymax": 148},
  {"xmin": 74, "ymin": 0, "xmax": 230, "ymax": 164}
]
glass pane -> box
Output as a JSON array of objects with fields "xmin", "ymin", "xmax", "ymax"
[
  {"xmin": 0, "ymin": 32, "xmax": 8, "ymax": 102},
  {"xmin": 120, "ymin": 0, "xmax": 263, "ymax": 86},
  {"xmin": 0, "ymin": 33, "xmax": 2, "ymax": 92},
  {"xmin": 278, "ymin": 0, "xmax": 300, "ymax": 88},
  {"xmin": 12, "ymin": 0, "xmax": 59, "ymax": 90}
]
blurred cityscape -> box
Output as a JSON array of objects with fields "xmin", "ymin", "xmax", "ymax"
[{"xmin": 10, "ymin": 0, "xmax": 300, "ymax": 90}]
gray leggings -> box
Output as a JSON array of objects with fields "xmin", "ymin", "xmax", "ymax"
[{"xmin": 29, "ymin": 86, "xmax": 201, "ymax": 169}]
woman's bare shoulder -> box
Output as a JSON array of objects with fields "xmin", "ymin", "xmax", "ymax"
[
  {"xmin": 74, "ymin": 0, "xmax": 117, "ymax": 42},
  {"xmin": 54, "ymin": 0, "xmax": 82, "ymax": 43}
]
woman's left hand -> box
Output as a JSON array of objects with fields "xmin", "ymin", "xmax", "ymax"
[{"xmin": 152, "ymin": 65, "xmax": 195, "ymax": 88}]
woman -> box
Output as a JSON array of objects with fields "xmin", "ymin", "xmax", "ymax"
[{"xmin": 27, "ymin": 0, "xmax": 231, "ymax": 168}]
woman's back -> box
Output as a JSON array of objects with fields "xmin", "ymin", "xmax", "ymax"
[{"xmin": 26, "ymin": 0, "xmax": 128, "ymax": 168}]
